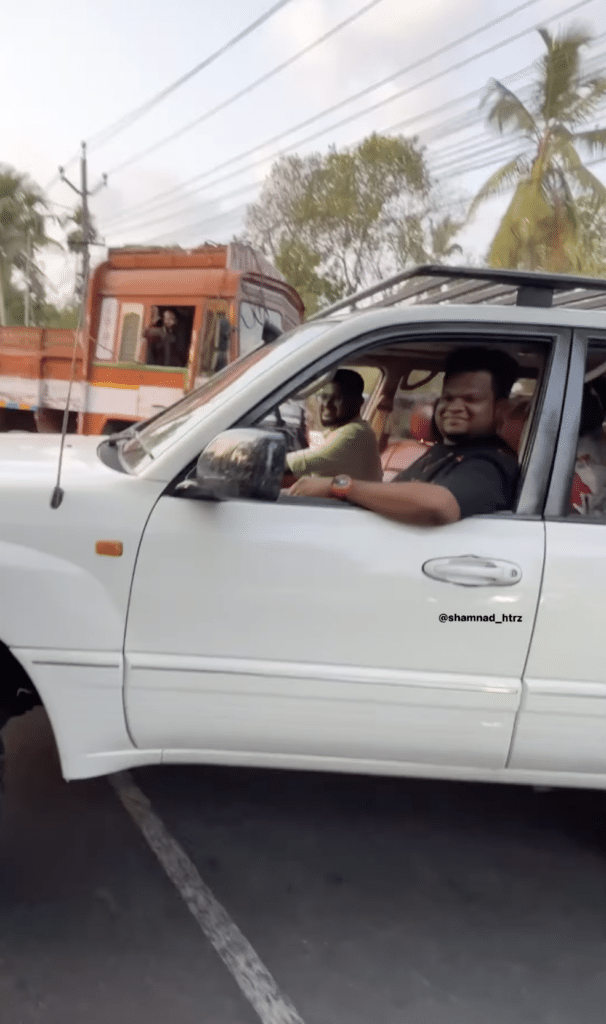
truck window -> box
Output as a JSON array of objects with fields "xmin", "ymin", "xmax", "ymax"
[
  {"xmin": 198, "ymin": 305, "xmax": 230, "ymax": 376},
  {"xmin": 239, "ymin": 303, "xmax": 282, "ymax": 357},
  {"xmin": 118, "ymin": 303, "xmax": 144, "ymax": 361},
  {"xmin": 95, "ymin": 296, "xmax": 119, "ymax": 360}
]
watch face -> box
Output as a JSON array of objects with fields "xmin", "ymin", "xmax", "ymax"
[{"xmin": 333, "ymin": 474, "xmax": 351, "ymax": 490}]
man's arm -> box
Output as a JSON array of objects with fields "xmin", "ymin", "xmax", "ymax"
[
  {"xmin": 288, "ymin": 476, "xmax": 461, "ymax": 526},
  {"xmin": 286, "ymin": 423, "xmax": 359, "ymax": 478}
]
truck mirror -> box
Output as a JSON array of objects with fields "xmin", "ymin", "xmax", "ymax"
[
  {"xmin": 212, "ymin": 317, "xmax": 231, "ymax": 372},
  {"xmin": 217, "ymin": 317, "xmax": 231, "ymax": 350},
  {"xmin": 262, "ymin": 319, "xmax": 282, "ymax": 344},
  {"xmin": 177, "ymin": 429, "xmax": 286, "ymax": 502}
]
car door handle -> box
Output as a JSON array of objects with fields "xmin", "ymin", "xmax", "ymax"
[{"xmin": 422, "ymin": 555, "xmax": 522, "ymax": 587}]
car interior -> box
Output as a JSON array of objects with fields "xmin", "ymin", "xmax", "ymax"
[
  {"xmin": 570, "ymin": 345, "xmax": 606, "ymax": 516},
  {"xmin": 259, "ymin": 337, "xmax": 547, "ymax": 504}
]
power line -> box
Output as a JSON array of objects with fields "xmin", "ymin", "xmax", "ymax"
[
  {"xmin": 139, "ymin": 138, "xmax": 606, "ymax": 250},
  {"xmin": 119, "ymin": 148, "xmax": 606, "ymax": 251},
  {"xmin": 107, "ymin": 0, "xmax": 389, "ymax": 175},
  {"xmin": 428, "ymin": 100, "xmax": 606, "ymax": 168},
  {"xmin": 104, "ymin": 63, "xmax": 540, "ymax": 232},
  {"xmin": 146, "ymin": 205, "xmax": 250, "ymax": 245},
  {"xmin": 86, "ymin": 0, "xmax": 297, "ymax": 151},
  {"xmin": 103, "ymin": 2, "xmax": 606, "ymax": 241},
  {"xmin": 99, "ymin": 0, "xmax": 594, "ymax": 231},
  {"xmin": 104, "ymin": 0, "xmax": 546, "ymax": 189},
  {"xmin": 105, "ymin": 93, "xmax": 606, "ymax": 246},
  {"xmin": 105, "ymin": 181, "xmax": 260, "ymax": 238}
]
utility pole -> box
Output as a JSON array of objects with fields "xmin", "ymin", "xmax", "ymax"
[
  {"xmin": 24, "ymin": 233, "xmax": 33, "ymax": 327},
  {"xmin": 59, "ymin": 142, "xmax": 107, "ymax": 299}
]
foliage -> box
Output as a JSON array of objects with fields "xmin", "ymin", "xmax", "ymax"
[
  {"xmin": 469, "ymin": 26, "xmax": 606, "ymax": 273},
  {"xmin": 36, "ymin": 301, "xmax": 80, "ymax": 328},
  {"xmin": 61, "ymin": 204, "xmax": 101, "ymax": 302},
  {"xmin": 274, "ymin": 237, "xmax": 342, "ymax": 318},
  {"xmin": 574, "ymin": 195, "xmax": 606, "ymax": 275},
  {"xmin": 244, "ymin": 133, "xmax": 463, "ymax": 315},
  {"xmin": 0, "ymin": 165, "xmax": 52, "ymax": 325}
]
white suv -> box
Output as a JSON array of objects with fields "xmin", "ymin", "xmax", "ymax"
[{"xmin": 2, "ymin": 266, "xmax": 606, "ymax": 806}]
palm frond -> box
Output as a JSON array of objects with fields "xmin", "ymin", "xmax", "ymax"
[
  {"xmin": 537, "ymin": 26, "xmax": 593, "ymax": 123},
  {"xmin": 575, "ymin": 127, "xmax": 606, "ymax": 154},
  {"xmin": 567, "ymin": 164, "xmax": 606, "ymax": 205},
  {"xmin": 483, "ymin": 79, "xmax": 537, "ymax": 137},
  {"xmin": 467, "ymin": 156, "xmax": 528, "ymax": 219},
  {"xmin": 564, "ymin": 78, "xmax": 606, "ymax": 126}
]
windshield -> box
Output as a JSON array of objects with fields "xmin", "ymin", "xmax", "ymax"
[{"xmin": 118, "ymin": 321, "xmax": 333, "ymax": 472}]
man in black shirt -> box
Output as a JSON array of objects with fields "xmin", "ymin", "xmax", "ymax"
[{"xmin": 288, "ymin": 346, "xmax": 520, "ymax": 525}]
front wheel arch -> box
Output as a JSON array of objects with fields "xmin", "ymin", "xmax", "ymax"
[{"xmin": 0, "ymin": 641, "xmax": 42, "ymax": 730}]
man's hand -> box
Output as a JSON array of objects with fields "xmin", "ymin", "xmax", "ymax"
[{"xmin": 287, "ymin": 476, "xmax": 334, "ymax": 498}]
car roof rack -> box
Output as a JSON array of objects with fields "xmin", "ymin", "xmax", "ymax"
[{"xmin": 309, "ymin": 264, "xmax": 606, "ymax": 319}]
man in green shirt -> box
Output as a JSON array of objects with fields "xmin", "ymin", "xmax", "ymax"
[{"xmin": 286, "ymin": 369, "xmax": 383, "ymax": 482}]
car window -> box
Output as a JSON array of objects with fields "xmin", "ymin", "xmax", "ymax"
[
  {"xmin": 569, "ymin": 341, "xmax": 606, "ymax": 518},
  {"xmin": 252, "ymin": 335, "xmax": 548, "ymax": 510},
  {"xmin": 254, "ymin": 364, "xmax": 382, "ymax": 452},
  {"xmin": 118, "ymin": 321, "xmax": 333, "ymax": 472}
]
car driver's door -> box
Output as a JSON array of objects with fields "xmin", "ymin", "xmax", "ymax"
[{"xmin": 123, "ymin": 489, "xmax": 544, "ymax": 772}]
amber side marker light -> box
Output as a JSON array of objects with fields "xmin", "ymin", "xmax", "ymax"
[{"xmin": 96, "ymin": 540, "xmax": 123, "ymax": 557}]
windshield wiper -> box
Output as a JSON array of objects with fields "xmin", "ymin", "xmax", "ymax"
[
  {"xmin": 121, "ymin": 433, "xmax": 155, "ymax": 459},
  {"xmin": 107, "ymin": 424, "xmax": 139, "ymax": 447}
]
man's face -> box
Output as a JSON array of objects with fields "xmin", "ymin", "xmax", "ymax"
[
  {"xmin": 163, "ymin": 310, "xmax": 177, "ymax": 329},
  {"xmin": 319, "ymin": 383, "xmax": 359, "ymax": 427},
  {"xmin": 435, "ymin": 370, "xmax": 503, "ymax": 442}
]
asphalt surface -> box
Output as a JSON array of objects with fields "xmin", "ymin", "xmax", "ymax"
[{"xmin": 1, "ymin": 708, "xmax": 605, "ymax": 1024}]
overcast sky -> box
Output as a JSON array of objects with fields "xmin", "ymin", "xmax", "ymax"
[{"xmin": 3, "ymin": 0, "xmax": 606, "ymax": 301}]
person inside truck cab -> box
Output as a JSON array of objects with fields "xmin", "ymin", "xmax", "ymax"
[
  {"xmin": 144, "ymin": 308, "xmax": 189, "ymax": 368},
  {"xmin": 285, "ymin": 368, "xmax": 383, "ymax": 483},
  {"xmin": 288, "ymin": 347, "xmax": 520, "ymax": 526}
]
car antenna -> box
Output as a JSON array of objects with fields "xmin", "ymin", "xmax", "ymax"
[{"xmin": 50, "ymin": 278, "xmax": 89, "ymax": 509}]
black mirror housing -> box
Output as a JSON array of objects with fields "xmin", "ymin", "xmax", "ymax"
[
  {"xmin": 190, "ymin": 428, "xmax": 286, "ymax": 501},
  {"xmin": 262, "ymin": 319, "xmax": 282, "ymax": 344}
]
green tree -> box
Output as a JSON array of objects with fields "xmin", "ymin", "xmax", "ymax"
[
  {"xmin": 62, "ymin": 203, "xmax": 101, "ymax": 302},
  {"xmin": 244, "ymin": 133, "xmax": 461, "ymax": 313},
  {"xmin": 469, "ymin": 27, "xmax": 606, "ymax": 273},
  {"xmin": 0, "ymin": 166, "xmax": 51, "ymax": 325},
  {"xmin": 575, "ymin": 194, "xmax": 606, "ymax": 274}
]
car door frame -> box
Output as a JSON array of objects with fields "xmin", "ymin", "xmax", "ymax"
[
  {"xmin": 222, "ymin": 319, "xmax": 572, "ymax": 519},
  {"xmin": 508, "ymin": 327, "xmax": 606, "ymax": 780}
]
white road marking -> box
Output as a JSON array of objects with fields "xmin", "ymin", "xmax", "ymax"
[{"xmin": 109, "ymin": 770, "xmax": 306, "ymax": 1024}]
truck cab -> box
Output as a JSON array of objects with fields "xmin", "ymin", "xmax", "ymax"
[{"xmin": 0, "ymin": 242, "xmax": 304, "ymax": 436}]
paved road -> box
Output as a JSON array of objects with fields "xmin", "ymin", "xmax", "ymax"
[{"xmin": 1, "ymin": 708, "xmax": 605, "ymax": 1024}]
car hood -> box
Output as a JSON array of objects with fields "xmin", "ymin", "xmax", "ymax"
[{"xmin": 0, "ymin": 433, "xmax": 115, "ymax": 487}]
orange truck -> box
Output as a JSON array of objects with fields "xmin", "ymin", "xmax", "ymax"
[{"xmin": 0, "ymin": 243, "xmax": 305, "ymax": 435}]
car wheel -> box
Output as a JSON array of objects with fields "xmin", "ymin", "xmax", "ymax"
[
  {"xmin": 0, "ymin": 730, "xmax": 5, "ymax": 823},
  {"xmin": 0, "ymin": 710, "xmax": 10, "ymax": 819}
]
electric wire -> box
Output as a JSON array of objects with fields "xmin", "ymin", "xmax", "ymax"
[
  {"xmin": 107, "ymin": 0, "xmax": 389, "ymax": 175},
  {"xmin": 99, "ymin": 0, "xmax": 596, "ymax": 232},
  {"xmin": 87, "ymin": 0, "xmax": 297, "ymax": 151}
]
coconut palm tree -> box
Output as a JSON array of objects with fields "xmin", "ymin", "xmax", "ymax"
[
  {"xmin": 469, "ymin": 27, "xmax": 606, "ymax": 273},
  {"xmin": 63, "ymin": 204, "xmax": 102, "ymax": 301},
  {"xmin": 0, "ymin": 166, "xmax": 49, "ymax": 325}
]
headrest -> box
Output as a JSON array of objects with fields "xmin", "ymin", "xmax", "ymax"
[{"xmin": 498, "ymin": 396, "xmax": 531, "ymax": 453}]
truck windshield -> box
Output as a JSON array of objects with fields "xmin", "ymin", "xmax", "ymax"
[{"xmin": 118, "ymin": 322, "xmax": 332, "ymax": 472}]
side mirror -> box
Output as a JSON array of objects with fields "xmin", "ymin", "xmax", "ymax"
[
  {"xmin": 262, "ymin": 319, "xmax": 282, "ymax": 344},
  {"xmin": 217, "ymin": 317, "xmax": 231, "ymax": 350},
  {"xmin": 177, "ymin": 429, "xmax": 286, "ymax": 501},
  {"xmin": 212, "ymin": 318, "xmax": 232, "ymax": 372}
]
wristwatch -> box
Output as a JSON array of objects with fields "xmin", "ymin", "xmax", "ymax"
[{"xmin": 331, "ymin": 474, "xmax": 354, "ymax": 499}]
